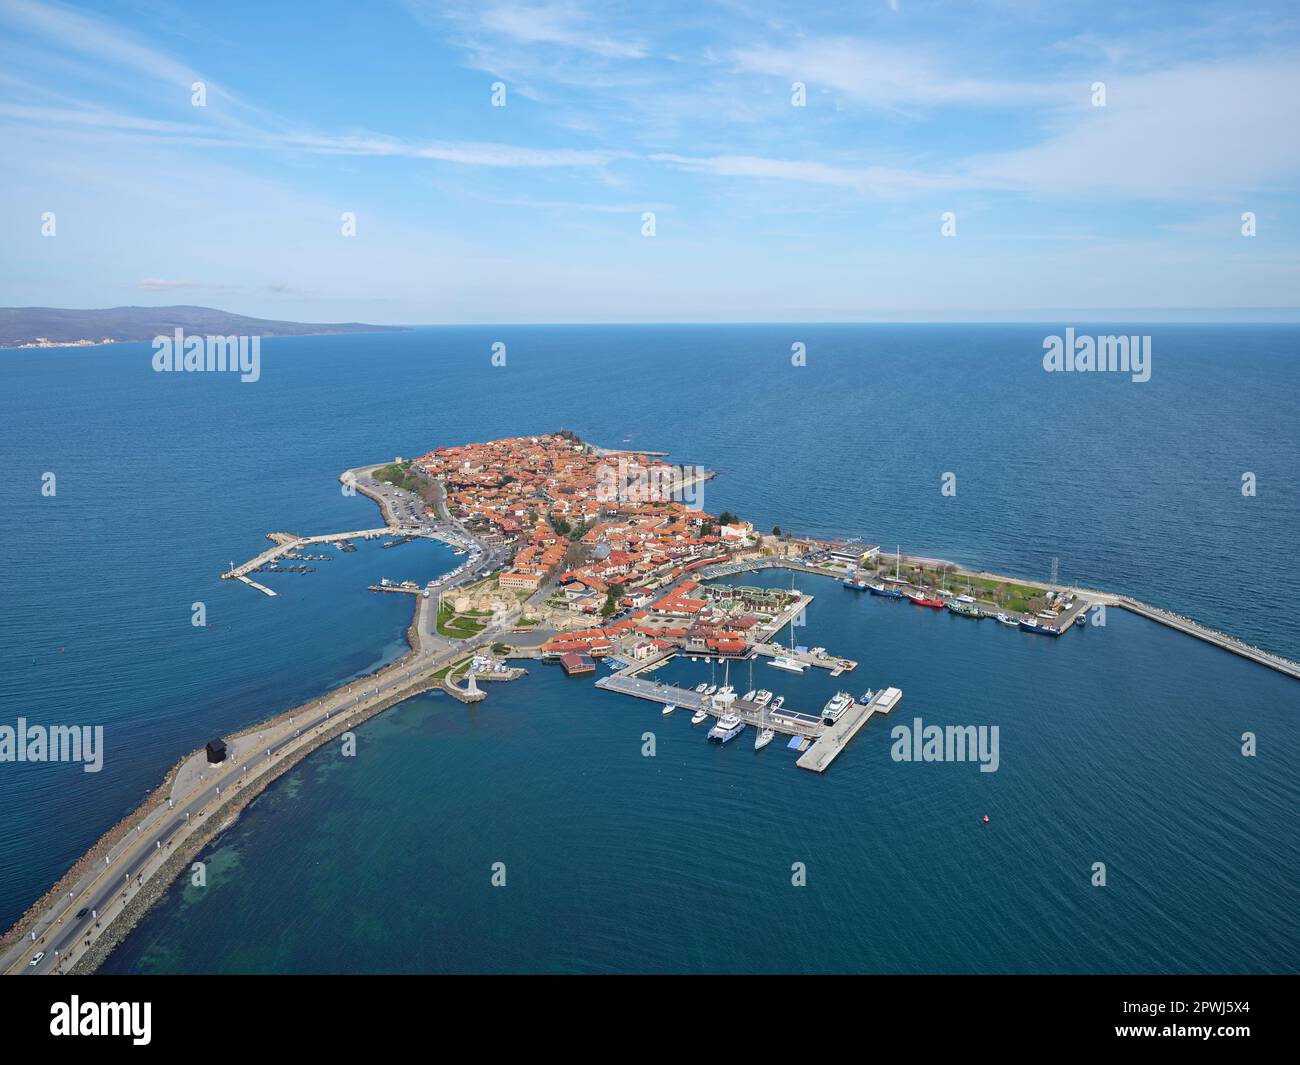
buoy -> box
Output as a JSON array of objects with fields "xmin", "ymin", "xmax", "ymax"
[{"xmin": 982, "ymin": 815, "xmax": 989, "ymax": 824}]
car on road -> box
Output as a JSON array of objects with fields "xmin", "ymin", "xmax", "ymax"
[
  {"xmin": 75, "ymin": 907, "xmax": 88, "ymax": 919},
  {"xmin": 30, "ymin": 952, "xmax": 44, "ymax": 966}
]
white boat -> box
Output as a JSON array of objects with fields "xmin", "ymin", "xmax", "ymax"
[
  {"xmin": 694, "ymin": 683, "xmax": 708, "ymax": 693},
  {"xmin": 997, "ymin": 613, "xmax": 1019, "ymax": 626},
  {"xmin": 956, "ymin": 594, "xmax": 976, "ymax": 603},
  {"xmin": 704, "ymin": 684, "xmax": 717, "ymax": 696},
  {"xmin": 661, "ymin": 704, "xmax": 676, "ymax": 716},
  {"xmin": 821, "ymin": 692, "xmax": 853, "ymax": 722},
  {"xmin": 707, "ymin": 713, "xmax": 746, "ymax": 744},
  {"xmin": 754, "ymin": 727, "xmax": 775, "ymax": 751},
  {"xmin": 690, "ymin": 708, "xmax": 709, "ymax": 725},
  {"xmin": 743, "ymin": 689, "xmax": 757, "ymax": 702},
  {"xmin": 770, "ymin": 695, "xmax": 785, "ymax": 711},
  {"xmin": 754, "ymin": 689, "xmax": 773, "ymax": 706},
  {"xmin": 768, "ymin": 654, "xmax": 808, "ymax": 673}
]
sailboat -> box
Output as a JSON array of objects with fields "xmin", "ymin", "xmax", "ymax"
[
  {"xmin": 769, "ymin": 577, "xmax": 808, "ymax": 673},
  {"xmin": 870, "ymin": 545, "xmax": 906, "ymax": 597}
]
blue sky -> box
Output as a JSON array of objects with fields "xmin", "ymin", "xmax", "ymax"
[{"xmin": 2, "ymin": 0, "xmax": 1298, "ymax": 322}]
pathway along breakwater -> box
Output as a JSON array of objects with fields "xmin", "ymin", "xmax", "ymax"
[{"xmin": 2, "ymin": 461, "xmax": 518, "ymax": 976}]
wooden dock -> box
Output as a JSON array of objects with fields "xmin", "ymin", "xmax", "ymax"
[{"xmin": 797, "ymin": 687, "xmax": 902, "ymax": 773}]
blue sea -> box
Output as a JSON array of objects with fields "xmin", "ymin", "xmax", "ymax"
[{"xmin": 2, "ymin": 324, "xmax": 1297, "ymax": 973}]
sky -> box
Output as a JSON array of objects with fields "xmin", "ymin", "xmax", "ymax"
[{"xmin": 2, "ymin": 0, "xmax": 1298, "ymax": 323}]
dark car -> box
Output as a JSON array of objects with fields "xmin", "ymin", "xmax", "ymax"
[{"xmin": 75, "ymin": 907, "xmax": 88, "ymax": 919}]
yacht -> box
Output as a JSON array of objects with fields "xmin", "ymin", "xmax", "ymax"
[
  {"xmin": 821, "ymin": 692, "xmax": 854, "ymax": 723},
  {"xmin": 754, "ymin": 727, "xmax": 775, "ymax": 751},
  {"xmin": 770, "ymin": 695, "xmax": 785, "ymax": 711},
  {"xmin": 704, "ymin": 684, "xmax": 717, "ymax": 696},
  {"xmin": 694, "ymin": 683, "xmax": 708, "ymax": 693},
  {"xmin": 768, "ymin": 654, "xmax": 808, "ymax": 673},
  {"xmin": 742, "ymin": 689, "xmax": 757, "ymax": 702},
  {"xmin": 661, "ymin": 704, "xmax": 676, "ymax": 716},
  {"xmin": 707, "ymin": 713, "xmax": 746, "ymax": 744},
  {"xmin": 690, "ymin": 708, "xmax": 709, "ymax": 725},
  {"xmin": 754, "ymin": 690, "xmax": 773, "ymax": 706}
]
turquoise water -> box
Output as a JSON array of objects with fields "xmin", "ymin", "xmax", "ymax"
[{"xmin": 3, "ymin": 325, "xmax": 1298, "ymax": 971}]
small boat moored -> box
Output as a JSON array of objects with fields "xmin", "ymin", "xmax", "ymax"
[
  {"xmin": 755, "ymin": 727, "xmax": 775, "ymax": 751},
  {"xmin": 690, "ymin": 708, "xmax": 709, "ymax": 725},
  {"xmin": 661, "ymin": 704, "xmax": 676, "ymax": 716}
]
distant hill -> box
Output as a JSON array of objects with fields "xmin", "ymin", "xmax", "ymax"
[{"xmin": 0, "ymin": 305, "xmax": 408, "ymax": 348}]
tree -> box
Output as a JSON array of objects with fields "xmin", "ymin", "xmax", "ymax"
[
  {"xmin": 772, "ymin": 525, "xmax": 782, "ymax": 536},
  {"xmin": 601, "ymin": 582, "xmax": 626, "ymax": 617},
  {"xmin": 718, "ymin": 511, "xmax": 738, "ymax": 526}
]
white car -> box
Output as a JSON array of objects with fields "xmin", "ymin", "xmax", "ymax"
[{"xmin": 30, "ymin": 951, "xmax": 44, "ymax": 966}]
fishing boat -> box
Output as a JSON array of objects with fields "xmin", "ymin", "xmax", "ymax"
[
  {"xmin": 754, "ymin": 727, "xmax": 775, "ymax": 751},
  {"xmin": 690, "ymin": 708, "xmax": 709, "ymax": 725},
  {"xmin": 661, "ymin": 704, "xmax": 676, "ymax": 716},
  {"xmin": 821, "ymin": 692, "xmax": 854, "ymax": 723},
  {"xmin": 869, "ymin": 582, "xmax": 905, "ymax": 597},
  {"xmin": 947, "ymin": 601, "xmax": 981, "ymax": 617},
  {"xmin": 707, "ymin": 713, "xmax": 746, "ymax": 744},
  {"xmin": 1019, "ymin": 618, "xmax": 1062, "ymax": 637},
  {"xmin": 842, "ymin": 571, "xmax": 870, "ymax": 590},
  {"xmin": 997, "ymin": 613, "xmax": 1020, "ymax": 626},
  {"xmin": 909, "ymin": 591, "xmax": 945, "ymax": 608}
]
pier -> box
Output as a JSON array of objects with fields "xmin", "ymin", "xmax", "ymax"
[
  {"xmin": 595, "ymin": 672, "xmax": 824, "ymax": 737},
  {"xmin": 797, "ymin": 687, "xmax": 902, "ymax": 773}
]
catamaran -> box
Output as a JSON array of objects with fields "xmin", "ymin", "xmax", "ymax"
[
  {"xmin": 707, "ymin": 712, "xmax": 746, "ymax": 744},
  {"xmin": 769, "ymin": 580, "xmax": 809, "ymax": 672}
]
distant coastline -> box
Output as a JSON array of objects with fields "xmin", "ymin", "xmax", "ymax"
[{"xmin": 0, "ymin": 304, "xmax": 408, "ymax": 349}]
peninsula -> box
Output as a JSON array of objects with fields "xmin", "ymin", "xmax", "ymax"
[
  {"xmin": 3, "ymin": 432, "xmax": 1296, "ymax": 978},
  {"xmin": 0, "ymin": 305, "xmax": 407, "ymax": 348}
]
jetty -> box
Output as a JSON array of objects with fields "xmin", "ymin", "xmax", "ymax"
[{"xmin": 797, "ymin": 687, "xmax": 902, "ymax": 773}]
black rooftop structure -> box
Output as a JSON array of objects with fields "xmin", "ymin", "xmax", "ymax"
[{"xmin": 205, "ymin": 738, "xmax": 228, "ymax": 764}]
